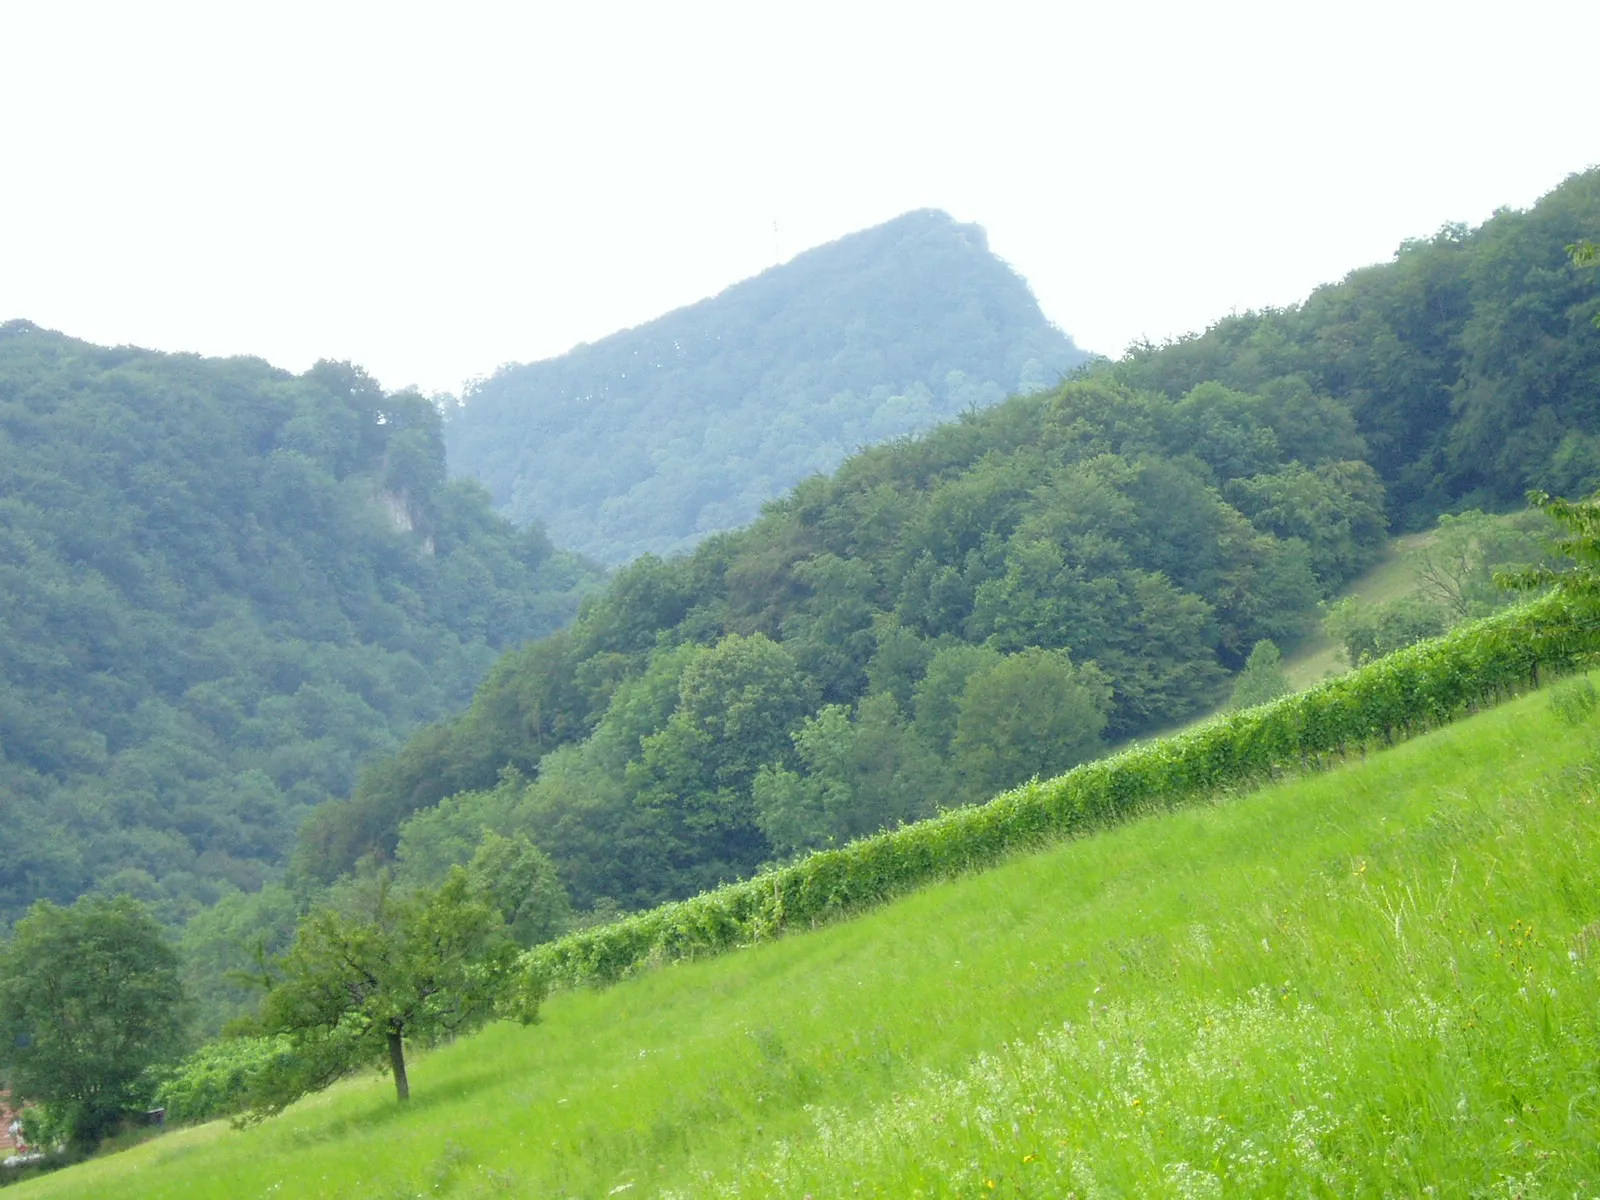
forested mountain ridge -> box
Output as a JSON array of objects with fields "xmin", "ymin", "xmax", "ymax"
[
  {"xmin": 0, "ymin": 322, "xmax": 600, "ymax": 925},
  {"xmin": 1112, "ymin": 168, "xmax": 1600, "ymax": 526},
  {"xmin": 443, "ymin": 209, "xmax": 1085, "ymax": 563},
  {"xmin": 304, "ymin": 168, "xmax": 1600, "ymax": 917}
]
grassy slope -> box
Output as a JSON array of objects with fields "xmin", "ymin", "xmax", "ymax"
[
  {"xmin": 1281, "ymin": 531, "xmax": 1434, "ymax": 691},
  {"xmin": 1280, "ymin": 510, "xmax": 1543, "ymax": 691},
  {"xmin": 1123, "ymin": 530, "xmax": 1435, "ymax": 750},
  {"xmin": 23, "ymin": 680, "xmax": 1600, "ymax": 1198}
]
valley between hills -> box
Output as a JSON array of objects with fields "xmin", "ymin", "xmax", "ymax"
[{"xmin": 2, "ymin": 168, "xmax": 1599, "ymax": 1195}]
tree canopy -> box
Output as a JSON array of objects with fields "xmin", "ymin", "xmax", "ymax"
[
  {"xmin": 1112, "ymin": 168, "xmax": 1600, "ymax": 527},
  {"xmin": 0, "ymin": 896, "xmax": 185, "ymax": 1148},
  {"xmin": 248, "ymin": 855, "xmax": 535, "ymax": 1116}
]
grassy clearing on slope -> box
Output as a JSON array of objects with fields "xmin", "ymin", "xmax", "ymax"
[
  {"xmin": 1126, "ymin": 531, "xmax": 1431, "ymax": 747},
  {"xmin": 1282, "ymin": 531, "xmax": 1433, "ymax": 691},
  {"xmin": 1281, "ymin": 508, "xmax": 1547, "ymax": 693},
  {"xmin": 21, "ymin": 679, "xmax": 1600, "ymax": 1198}
]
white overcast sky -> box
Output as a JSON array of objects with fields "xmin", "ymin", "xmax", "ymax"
[{"xmin": 1, "ymin": 1, "xmax": 1596, "ymax": 397}]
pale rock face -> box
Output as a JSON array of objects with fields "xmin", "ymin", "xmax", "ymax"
[
  {"xmin": 381, "ymin": 488, "xmax": 414, "ymax": 533},
  {"xmin": 379, "ymin": 487, "xmax": 435, "ymax": 555}
]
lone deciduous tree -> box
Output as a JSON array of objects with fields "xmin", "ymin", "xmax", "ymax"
[
  {"xmin": 248, "ymin": 868, "xmax": 533, "ymax": 1118},
  {"xmin": 1230, "ymin": 640, "xmax": 1292, "ymax": 710}
]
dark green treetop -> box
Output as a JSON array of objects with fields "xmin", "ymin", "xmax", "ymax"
[{"xmin": 0, "ymin": 896, "xmax": 186, "ymax": 1149}]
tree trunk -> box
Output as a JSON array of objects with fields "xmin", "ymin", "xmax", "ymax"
[{"xmin": 387, "ymin": 1030, "xmax": 410, "ymax": 1102}]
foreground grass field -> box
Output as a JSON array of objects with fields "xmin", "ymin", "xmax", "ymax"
[{"xmin": 23, "ymin": 679, "xmax": 1600, "ymax": 1198}]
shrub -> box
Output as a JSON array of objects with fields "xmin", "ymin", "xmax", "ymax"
[
  {"xmin": 155, "ymin": 1037, "xmax": 295, "ymax": 1125},
  {"xmin": 1324, "ymin": 594, "xmax": 1450, "ymax": 666},
  {"xmin": 1230, "ymin": 640, "xmax": 1291, "ymax": 710}
]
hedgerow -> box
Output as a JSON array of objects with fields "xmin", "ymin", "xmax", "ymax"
[
  {"xmin": 154, "ymin": 1036, "xmax": 296, "ymax": 1125},
  {"xmin": 506, "ymin": 594, "xmax": 1597, "ymax": 1011}
]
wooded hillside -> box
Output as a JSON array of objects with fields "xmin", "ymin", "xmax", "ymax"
[
  {"xmin": 1112, "ymin": 168, "xmax": 1600, "ymax": 525},
  {"xmin": 0, "ymin": 324, "xmax": 599, "ymax": 925},
  {"xmin": 301, "ymin": 371, "xmax": 1386, "ymax": 907},
  {"xmin": 307, "ymin": 168, "xmax": 1600, "ymax": 916}
]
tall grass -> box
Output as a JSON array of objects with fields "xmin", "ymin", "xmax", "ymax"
[{"xmin": 17, "ymin": 680, "xmax": 1600, "ymax": 1198}]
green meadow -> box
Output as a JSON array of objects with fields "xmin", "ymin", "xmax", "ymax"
[{"xmin": 21, "ymin": 678, "xmax": 1600, "ymax": 1198}]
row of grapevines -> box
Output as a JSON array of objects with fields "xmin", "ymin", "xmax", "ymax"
[{"xmin": 507, "ymin": 594, "xmax": 1595, "ymax": 1010}]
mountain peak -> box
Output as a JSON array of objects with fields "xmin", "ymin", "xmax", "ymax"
[{"xmin": 447, "ymin": 213, "xmax": 1082, "ymax": 563}]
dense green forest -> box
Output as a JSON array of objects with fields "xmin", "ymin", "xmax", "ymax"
[
  {"xmin": 1111, "ymin": 169, "xmax": 1600, "ymax": 525},
  {"xmin": 0, "ymin": 323, "xmax": 599, "ymax": 927},
  {"xmin": 443, "ymin": 209, "xmax": 1085, "ymax": 563},
  {"xmin": 303, "ymin": 168, "xmax": 1600, "ymax": 926}
]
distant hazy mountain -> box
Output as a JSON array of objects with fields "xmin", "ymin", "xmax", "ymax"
[{"xmin": 444, "ymin": 210, "xmax": 1086, "ymax": 563}]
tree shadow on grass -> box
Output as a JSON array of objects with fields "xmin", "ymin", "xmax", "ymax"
[{"xmin": 290, "ymin": 1060, "xmax": 529, "ymax": 1144}]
